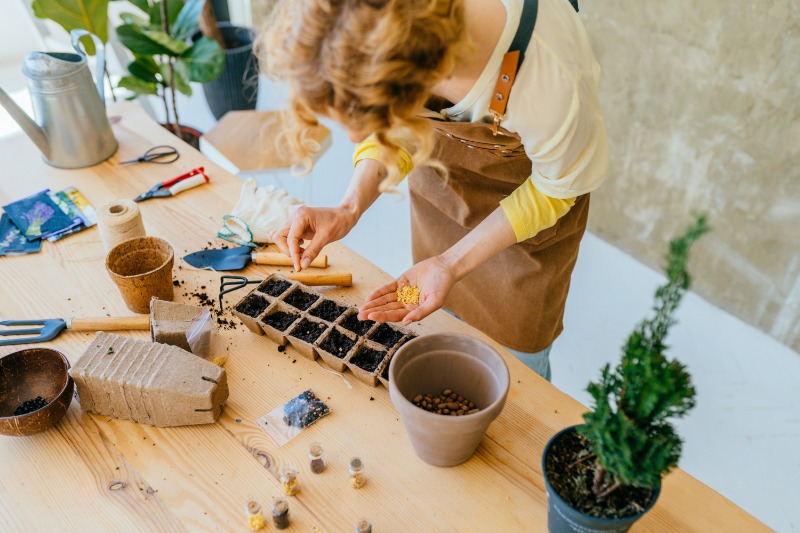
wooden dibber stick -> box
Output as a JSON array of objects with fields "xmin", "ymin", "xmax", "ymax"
[
  {"xmin": 255, "ymin": 252, "xmax": 328, "ymax": 268},
  {"xmin": 283, "ymin": 272, "xmax": 352, "ymax": 286}
]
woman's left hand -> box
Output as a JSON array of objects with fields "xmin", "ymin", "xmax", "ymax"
[{"xmin": 358, "ymin": 255, "xmax": 456, "ymax": 326}]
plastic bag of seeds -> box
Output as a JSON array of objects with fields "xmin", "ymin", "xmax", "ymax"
[
  {"xmin": 186, "ymin": 308, "xmax": 214, "ymax": 357},
  {"xmin": 255, "ymin": 389, "xmax": 331, "ymax": 446}
]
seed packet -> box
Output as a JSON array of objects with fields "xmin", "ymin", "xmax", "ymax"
[
  {"xmin": 2, "ymin": 189, "xmax": 81, "ymax": 241},
  {"xmin": 256, "ymin": 389, "xmax": 331, "ymax": 447},
  {"xmin": 0, "ymin": 213, "xmax": 42, "ymax": 255},
  {"xmin": 46, "ymin": 187, "xmax": 97, "ymax": 242}
]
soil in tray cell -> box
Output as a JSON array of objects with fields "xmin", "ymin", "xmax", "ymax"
[
  {"xmin": 350, "ymin": 346, "xmax": 388, "ymax": 373},
  {"xmin": 309, "ymin": 300, "xmax": 348, "ymax": 322},
  {"xmin": 284, "ymin": 289, "xmax": 320, "ymax": 311},
  {"xmin": 236, "ymin": 293, "xmax": 270, "ymax": 317},
  {"xmin": 340, "ymin": 313, "xmax": 375, "ymax": 336},
  {"xmin": 319, "ymin": 329, "xmax": 357, "ymax": 359},
  {"xmin": 368, "ymin": 323, "xmax": 406, "ymax": 347},
  {"xmin": 258, "ymin": 278, "xmax": 292, "ymax": 297},
  {"xmin": 289, "ymin": 319, "xmax": 327, "ymax": 343},
  {"xmin": 262, "ymin": 310, "xmax": 300, "ymax": 332}
]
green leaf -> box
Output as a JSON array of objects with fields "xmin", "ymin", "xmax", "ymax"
[
  {"xmin": 118, "ymin": 74, "xmax": 159, "ymax": 96},
  {"xmin": 119, "ymin": 11, "xmax": 150, "ymax": 26},
  {"xmin": 160, "ymin": 64, "xmax": 192, "ymax": 96},
  {"xmin": 171, "ymin": 0, "xmax": 203, "ymax": 42},
  {"xmin": 116, "ymin": 24, "xmax": 190, "ymax": 56},
  {"xmin": 32, "ymin": 0, "xmax": 110, "ymax": 56},
  {"xmin": 178, "ymin": 36, "xmax": 224, "ymax": 82},
  {"xmin": 140, "ymin": 28, "xmax": 191, "ymax": 54},
  {"xmin": 117, "ymin": 23, "xmax": 172, "ymax": 55},
  {"xmin": 128, "ymin": 56, "xmax": 161, "ymax": 84}
]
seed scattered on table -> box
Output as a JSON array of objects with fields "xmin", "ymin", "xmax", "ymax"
[
  {"xmin": 412, "ymin": 390, "xmax": 479, "ymax": 416},
  {"xmin": 396, "ymin": 284, "xmax": 420, "ymax": 305}
]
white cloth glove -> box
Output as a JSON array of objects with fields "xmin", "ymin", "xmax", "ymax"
[{"xmin": 219, "ymin": 178, "xmax": 303, "ymax": 244}]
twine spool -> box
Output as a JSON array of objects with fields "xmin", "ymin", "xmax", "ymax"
[{"xmin": 98, "ymin": 200, "xmax": 146, "ymax": 252}]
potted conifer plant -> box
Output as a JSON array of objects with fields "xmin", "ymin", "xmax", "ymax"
[
  {"xmin": 542, "ymin": 215, "xmax": 710, "ymax": 533},
  {"xmin": 116, "ymin": 0, "xmax": 224, "ymax": 148}
]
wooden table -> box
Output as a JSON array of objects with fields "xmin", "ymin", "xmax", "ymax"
[{"xmin": 0, "ymin": 103, "xmax": 765, "ymax": 532}]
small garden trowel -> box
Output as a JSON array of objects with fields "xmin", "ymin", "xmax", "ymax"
[{"xmin": 183, "ymin": 246, "xmax": 328, "ymax": 271}]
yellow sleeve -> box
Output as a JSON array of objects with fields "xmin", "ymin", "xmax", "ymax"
[
  {"xmin": 352, "ymin": 138, "xmax": 414, "ymax": 183},
  {"xmin": 500, "ymin": 177, "xmax": 576, "ymax": 242}
]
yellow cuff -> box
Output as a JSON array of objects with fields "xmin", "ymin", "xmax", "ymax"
[
  {"xmin": 353, "ymin": 139, "xmax": 414, "ymax": 178},
  {"xmin": 500, "ymin": 178, "xmax": 576, "ymax": 242}
]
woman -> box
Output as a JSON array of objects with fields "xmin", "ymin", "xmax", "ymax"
[{"xmin": 261, "ymin": 0, "xmax": 608, "ymax": 380}]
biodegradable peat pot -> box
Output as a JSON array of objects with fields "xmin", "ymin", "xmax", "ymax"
[
  {"xmin": 542, "ymin": 426, "xmax": 661, "ymax": 533},
  {"xmin": 106, "ymin": 236, "xmax": 174, "ymax": 314},
  {"xmin": 389, "ymin": 333, "xmax": 509, "ymax": 467},
  {"xmin": 0, "ymin": 348, "xmax": 73, "ymax": 437}
]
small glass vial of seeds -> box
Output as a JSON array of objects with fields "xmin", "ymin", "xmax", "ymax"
[
  {"xmin": 244, "ymin": 500, "xmax": 266, "ymax": 531},
  {"xmin": 279, "ymin": 463, "xmax": 300, "ymax": 496},
  {"xmin": 272, "ymin": 497, "xmax": 290, "ymax": 530},
  {"xmin": 354, "ymin": 518, "xmax": 372, "ymax": 533},
  {"xmin": 348, "ymin": 457, "xmax": 367, "ymax": 489},
  {"xmin": 309, "ymin": 441, "xmax": 326, "ymax": 474}
]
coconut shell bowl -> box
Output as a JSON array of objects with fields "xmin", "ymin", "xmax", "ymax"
[{"xmin": 0, "ymin": 348, "xmax": 74, "ymax": 437}]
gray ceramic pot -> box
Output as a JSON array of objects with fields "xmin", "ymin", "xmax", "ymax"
[
  {"xmin": 542, "ymin": 426, "xmax": 661, "ymax": 533},
  {"xmin": 389, "ymin": 333, "xmax": 510, "ymax": 467}
]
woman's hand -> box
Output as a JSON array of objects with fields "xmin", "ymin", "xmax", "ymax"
[
  {"xmin": 271, "ymin": 206, "xmax": 357, "ymax": 271},
  {"xmin": 358, "ymin": 255, "xmax": 457, "ymax": 326}
]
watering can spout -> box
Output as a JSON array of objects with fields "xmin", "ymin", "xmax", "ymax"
[{"xmin": 0, "ymin": 87, "xmax": 50, "ymax": 157}]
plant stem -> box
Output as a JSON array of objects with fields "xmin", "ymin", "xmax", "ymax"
[
  {"xmin": 597, "ymin": 480, "xmax": 622, "ymax": 501},
  {"xmin": 592, "ymin": 465, "xmax": 606, "ymax": 497},
  {"xmin": 160, "ymin": 0, "xmax": 178, "ymax": 135},
  {"xmin": 567, "ymin": 453, "xmax": 596, "ymax": 470},
  {"xmin": 169, "ymin": 58, "xmax": 180, "ymax": 136},
  {"xmin": 104, "ymin": 67, "xmax": 117, "ymax": 102},
  {"xmin": 160, "ymin": 84, "xmax": 170, "ymax": 129}
]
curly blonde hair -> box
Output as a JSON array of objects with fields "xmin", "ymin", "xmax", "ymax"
[{"xmin": 257, "ymin": 0, "xmax": 466, "ymax": 187}]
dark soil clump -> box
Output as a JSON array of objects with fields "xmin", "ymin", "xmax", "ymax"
[
  {"xmin": 319, "ymin": 329, "xmax": 356, "ymax": 359},
  {"xmin": 350, "ymin": 346, "xmax": 387, "ymax": 373},
  {"xmin": 368, "ymin": 323, "xmax": 405, "ymax": 347},
  {"xmin": 284, "ymin": 289, "xmax": 319, "ymax": 311},
  {"xmin": 545, "ymin": 429, "xmax": 655, "ymax": 519},
  {"xmin": 262, "ymin": 311, "xmax": 299, "ymax": 332},
  {"xmin": 259, "ymin": 278, "xmax": 292, "ymax": 297},
  {"xmin": 236, "ymin": 293, "xmax": 269, "ymax": 317},
  {"xmin": 309, "ymin": 300, "xmax": 347, "ymax": 322},
  {"xmin": 340, "ymin": 313, "xmax": 374, "ymax": 335},
  {"xmin": 289, "ymin": 319, "xmax": 327, "ymax": 343}
]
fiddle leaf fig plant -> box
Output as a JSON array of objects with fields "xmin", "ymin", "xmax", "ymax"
[
  {"xmin": 32, "ymin": 0, "xmax": 111, "ymax": 56},
  {"xmin": 116, "ymin": 0, "xmax": 224, "ymax": 136},
  {"xmin": 578, "ymin": 214, "xmax": 710, "ymax": 499}
]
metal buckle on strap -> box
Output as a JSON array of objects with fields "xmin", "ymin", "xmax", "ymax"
[{"xmin": 490, "ymin": 110, "xmax": 505, "ymax": 136}]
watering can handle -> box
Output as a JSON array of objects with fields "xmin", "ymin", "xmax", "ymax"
[{"xmin": 70, "ymin": 29, "xmax": 106, "ymax": 105}]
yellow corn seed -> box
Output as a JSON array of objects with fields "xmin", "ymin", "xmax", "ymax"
[{"xmin": 396, "ymin": 284, "xmax": 421, "ymax": 305}]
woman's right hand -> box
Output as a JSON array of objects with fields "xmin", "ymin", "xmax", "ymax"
[{"xmin": 271, "ymin": 205, "xmax": 357, "ymax": 271}]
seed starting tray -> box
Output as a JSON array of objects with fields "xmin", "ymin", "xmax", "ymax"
[{"xmin": 231, "ymin": 273, "xmax": 417, "ymax": 387}]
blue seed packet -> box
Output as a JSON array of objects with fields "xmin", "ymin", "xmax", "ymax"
[
  {"xmin": 0, "ymin": 213, "xmax": 42, "ymax": 255},
  {"xmin": 3, "ymin": 189, "xmax": 81, "ymax": 241}
]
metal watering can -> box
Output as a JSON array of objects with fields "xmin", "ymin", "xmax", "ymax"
[{"xmin": 0, "ymin": 30, "xmax": 117, "ymax": 169}]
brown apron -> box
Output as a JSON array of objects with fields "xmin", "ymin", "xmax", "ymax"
[{"xmin": 408, "ymin": 115, "xmax": 590, "ymax": 353}]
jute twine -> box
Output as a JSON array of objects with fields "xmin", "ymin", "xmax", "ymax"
[{"xmin": 98, "ymin": 199, "xmax": 146, "ymax": 252}]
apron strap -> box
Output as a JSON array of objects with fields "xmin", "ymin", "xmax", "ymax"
[
  {"xmin": 488, "ymin": 0, "xmax": 580, "ymax": 135},
  {"xmin": 488, "ymin": 0, "xmax": 539, "ymax": 135}
]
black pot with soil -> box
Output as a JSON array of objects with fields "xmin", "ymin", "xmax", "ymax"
[{"xmin": 542, "ymin": 426, "xmax": 660, "ymax": 533}]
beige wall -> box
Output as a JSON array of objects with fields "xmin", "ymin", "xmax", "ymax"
[{"xmin": 582, "ymin": 1, "xmax": 800, "ymax": 352}]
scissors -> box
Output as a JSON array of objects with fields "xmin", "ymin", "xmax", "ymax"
[
  {"xmin": 119, "ymin": 145, "xmax": 180, "ymax": 165},
  {"xmin": 134, "ymin": 167, "xmax": 209, "ymax": 202}
]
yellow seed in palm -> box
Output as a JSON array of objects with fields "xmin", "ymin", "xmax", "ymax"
[{"xmin": 396, "ymin": 284, "xmax": 421, "ymax": 305}]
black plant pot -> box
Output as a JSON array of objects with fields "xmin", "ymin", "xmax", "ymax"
[
  {"xmin": 199, "ymin": 23, "xmax": 259, "ymax": 120},
  {"xmin": 542, "ymin": 426, "xmax": 661, "ymax": 533}
]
